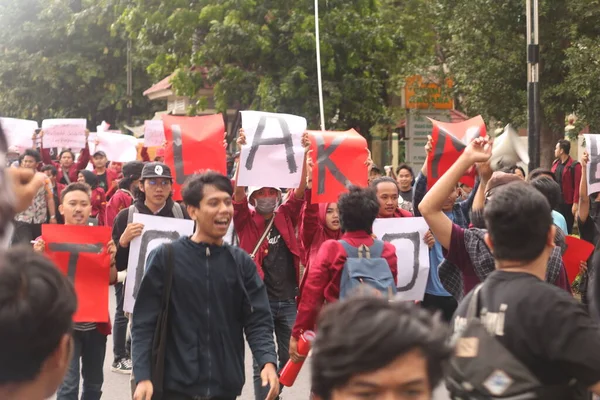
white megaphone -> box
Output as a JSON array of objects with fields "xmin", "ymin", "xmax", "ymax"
[{"xmin": 490, "ymin": 124, "xmax": 529, "ymax": 171}]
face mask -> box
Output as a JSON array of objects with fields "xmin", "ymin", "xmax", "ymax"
[{"xmin": 255, "ymin": 197, "xmax": 278, "ymax": 214}]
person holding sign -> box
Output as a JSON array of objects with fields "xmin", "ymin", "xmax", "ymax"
[
  {"xmin": 370, "ymin": 177, "xmax": 413, "ymax": 219},
  {"xmin": 234, "ymin": 128, "xmax": 308, "ymax": 400},
  {"xmin": 33, "ymin": 182, "xmax": 117, "ymax": 400},
  {"xmin": 40, "ymin": 129, "xmax": 91, "ymax": 186},
  {"xmin": 291, "ymin": 186, "xmax": 398, "ymax": 364},
  {"xmin": 132, "ymin": 172, "xmax": 279, "ymax": 400}
]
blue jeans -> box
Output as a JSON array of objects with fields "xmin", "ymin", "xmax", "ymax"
[
  {"xmin": 253, "ymin": 299, "xmax": 297, "ymax": 400},
  {"xmin": 57, "ymin": 329, "xmax": 107, "ymax": 400},
  {"xmin": 113, "ymin": 282, "xmax": 129, "ymax": 361}
]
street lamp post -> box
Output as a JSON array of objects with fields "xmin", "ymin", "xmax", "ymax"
[{"xmin": 526, "ymin": 0, "xmax": 540, "ymax": 170}]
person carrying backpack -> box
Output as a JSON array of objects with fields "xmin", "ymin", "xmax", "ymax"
[
  {"xmin": 551, "ymin": 139, "xmax": 581, "ymax": 234},
  {"xmin": 289, "ymin": 185, "xmax": 398, "ymax": 364}
]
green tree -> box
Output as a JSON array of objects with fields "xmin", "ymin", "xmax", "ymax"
[{"xmin": 0, "ymin": 0, "xmax": 158, "ymax": 128}]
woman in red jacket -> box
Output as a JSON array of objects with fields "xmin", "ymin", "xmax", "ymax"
[{"xmin": 78, "ymin": 170, "xmax": 106, "ymax": 225}]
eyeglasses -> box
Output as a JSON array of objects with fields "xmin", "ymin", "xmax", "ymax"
[{"xmin": 147, "ymin": 179, "xmax": 172, "ymax": 187}]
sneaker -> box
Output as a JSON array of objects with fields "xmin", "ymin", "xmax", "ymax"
[{"xmin": 111, "ymin": 358, "xmax": 132, "ymax": 374}]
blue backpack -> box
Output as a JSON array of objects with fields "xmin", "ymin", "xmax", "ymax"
[{"xmin": 339, "ymin": 239, "xmax": 397, "ymax": 299}]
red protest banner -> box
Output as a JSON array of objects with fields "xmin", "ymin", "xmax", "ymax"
[
  {"xmin": 563, "ymin": 236, "xmax": 595, "ymax": 284},
  {"xmin": 163, "ymin": 114, "xmax": 227, "ymax": 200},
  {"xmin": 426, "ymin": 116, "xmax": 486, "ymax": 190},
  {"xmin": 42, "ymin": 225, "xmax": 112, "ymax": 323},
  {"xmin": 308, "ymin": 129, "xmax": 368, "ymax": 204}
]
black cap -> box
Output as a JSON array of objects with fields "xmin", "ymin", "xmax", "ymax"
[
  {"xmin": 122, "ymin": 161, "xmax": 144, "ymax": 180},
  {"xmin": 93, "ymin": 150, "xmax": 107, "ymax": 158},
  {"xmin": 141, "ymin": 162, "xmax": 173, "ymax": 180}
]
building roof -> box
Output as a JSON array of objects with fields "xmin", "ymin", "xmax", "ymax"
[{"xmin": 143, "ymin": 67, "xmax": 212, "ymax": 97}]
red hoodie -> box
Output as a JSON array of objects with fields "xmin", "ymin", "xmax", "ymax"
[
  {"xmin": 41, "ymin": 145, "xmax": 91, "ymax": 185},
  {"xmin": 105, "ymin": 189, "xmax": 133, "ymax": 227}
]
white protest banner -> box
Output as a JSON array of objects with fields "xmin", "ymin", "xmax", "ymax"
[
  {"xmin": 144, "ymin": 120, "xmax": 166, "ymax": 147},
  {"xmin": 373, "ymin": 217, "xmax": 430, "ymax": 301},
  {"xmin": 41, "ymin": 119, "xmax": 87, "ymax": 149},
  {"xmin": 124, "ymin": 214, "xmax": 194, "ymax": 313},
  {"xmin": 584, "ymin": 134, "xmax": 600, "ymax": 195},
  {"xmin": 0, "ymin": 117, "xmax": 38, "ymax": 149},
  {"xmin": 92, "ymin": 131, "xmax": 139, "ymax": 163},
  {"xmin": 238, "ymin": 111, "xmax": 307, "ymax": 188}
]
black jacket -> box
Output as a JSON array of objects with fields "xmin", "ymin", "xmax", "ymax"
[
  {"xmin": 131, "ymin": 237, "xmax": 277, "ymax": 398},
  {"xmin": 112, "ymin": 198, "xmax": 191, "ymax": 271}
]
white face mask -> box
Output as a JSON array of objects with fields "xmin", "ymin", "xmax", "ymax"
[{"xmin": 255, "ymin": 197, "xmax": 278, "ymax": 214}]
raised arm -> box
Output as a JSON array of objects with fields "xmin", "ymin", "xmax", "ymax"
[
  {"xmin": 75, "ymin": 130, "xmax": 91, "ymax": 170},
  {"xmin": 579, "ymin": 151, "xmax": 590, "ymax": 223}
]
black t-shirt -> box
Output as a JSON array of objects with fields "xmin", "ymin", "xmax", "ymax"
[
  {"xmin": 452, "ymin": 270, "xmax": 600, "ymax": 393},
  {"xmin": 262, "ymin": 224, "xmax": 297, "ymax": 301},
  {"xmin": 96, "ymin": 172, "xmax": 108, "ymax": 192}
]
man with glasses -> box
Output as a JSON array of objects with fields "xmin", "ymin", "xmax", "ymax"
[{"xmin": 111, "ymin": 162, "xmax": 190, "ymax": 375}]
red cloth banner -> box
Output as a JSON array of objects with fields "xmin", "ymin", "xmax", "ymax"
[
  {"xmin": 42, "ymin": 225, "xmax": 112, "ymax": 323},
  {"xmin": 426, "ymin": 116, "xmax": 486, "ymax": 189},
  {"xmin": 163, "ymin": 114, "xmax": 227, "ymax": 200},
  {"xmin": 308, "ymin": 129, "xmax": 368, "ymax": 204},
  {"xmin": 563, "ymin": 235, "xmax": 595, "ymax": 284}
]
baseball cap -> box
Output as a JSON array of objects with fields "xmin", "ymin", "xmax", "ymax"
[
  {"xmin": 141, "ymin": 162, "xmax": 173, "ymax": 180},
  {"xmin": 122, "ymin": 161, "xmax": 144, "ymax": 180},
  {"xmin": 93, "ymin": 150, "xmax": 107, "ymax": 158}
]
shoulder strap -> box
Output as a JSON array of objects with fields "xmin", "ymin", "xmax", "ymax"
[
  {"xmin": 339, "ymin": 239, "xmax": 360, "ymax": 258},
  {"xmin": 127, "ymin": 204, "xmax": 138, "ymax": 224},
  {"xmin": 571, "ymin": 161, "xmax": 579, "ymax": 192},
  {"xmin": 369, "ymin": 239, "xmax": 385, "ymax": 258},
  {"xmin": 250, "ymin": 217, "xmax": 275, "ymax": 259},
  {"xmin": 466, "ymin": 283, "xmax": 484, "ymax": 321},
  {"xmin": 163, "ymin": 243, "xmax": 176, "ymax": 302},
  {"xmin": 172, "ymin": 202, "xmax": 184, "ymax": 219}
]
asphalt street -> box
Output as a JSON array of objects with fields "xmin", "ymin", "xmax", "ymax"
[{"xmin": 49, "ymin": 286, "xmax": 450, "ymax": 400}]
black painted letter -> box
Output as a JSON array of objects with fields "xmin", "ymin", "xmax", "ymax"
[
  {"xmin": 48, "ymin": 243, "xmax": 105, "ymax": 281},
  {"xmin": 172, "ymin": 124, "xmax": 191, "ymax": 185},
  {"xmin": 133, "ymin": 230, "xmax": 181, "ymax": 298},
  {"xmin": 381, "ymin": 232, "xmax": 420, "ymax": 291},
  {"xmin": 589, "ymin": 135, "xmax": 600, "ymax": 186},
  {"xmin": 315, "ymin": 134, "xmax": 350, "ymax": 195},
  {"xmin": 430, "ymin": 127, "xmax": 467, "ymax": 180},
  {"xmin": 245, "ymin": 116, "xmax": 297, "ymax": 173}
]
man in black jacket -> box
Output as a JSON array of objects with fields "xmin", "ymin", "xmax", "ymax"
[
  {"xmin": 111, "ymin": 162, "xmax": 190, "ymax": 374},
  {"xmin": 131, "ymin": 172, "xmax": 279, "ymax": 400}
]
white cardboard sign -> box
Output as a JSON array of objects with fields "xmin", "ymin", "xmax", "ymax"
[
  {"xmin": 0, "ymin": 117, "xmax": 39, "ymax": 150},
  {"xmin": 144, "ymin": 120, "xmax": 166, "ymax": 147},
  {"xmin": 373, "ymin": 217, "xmax": 430, "ymax": 301},
  {"xmin": 124, "ymin": 213, "xmax": 194, "ymax": 313},
  {"xmin": 584, "ymin": 134, "xmax": 600, "ymax": 195},
  {"xmin": 237, "ymin": 111, "xmax": 307, "ymax": 188},
  {"xmin": 92, "ymin": 131, "xmax": 139, "ymax": 163},
  {"xmin": 42, "ymin": 118, "xmax": 87, "ymax": 149}
]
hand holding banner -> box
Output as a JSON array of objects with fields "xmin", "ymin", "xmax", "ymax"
[
  {"xmin": 42, "ymin": 225, "xmax": 112, "ymax": 323},
  {"xmin": 144, "ymin": 120, "xmax": 166, "ymax": 147},
  {"xmin": 42, "ymin": 118, "xmax": 87, "ymax": 149},
  {"xmin": 427, "ymin": 116, "xmax": 486, "ymax": 189},
  {"xmin": 307, "ymin": 129, "xmax": 368, "ymax": 203},
  {"xmin": 563, "ymin": 236, "xmax": 595, "ymax": 284},
  {"xmin": 0, "ymin": 117, "xmax": 39, "ymax": 149},
  {"xmin": 238, "ymin": 111, "xmax": 307, "ymax": 189},
  {"xmin": 372, "ymin": 217, "xmax": 430, "ymax": 301},
  {"xmin": 163, "ymin": 114, "xmax": 227, "ymax": 200},
  {"xmin": 584, "ymin": 134, "xmax": 600, "ymax": 195}
]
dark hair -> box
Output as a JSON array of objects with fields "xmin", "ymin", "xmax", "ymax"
[
  {"xmin": 311, "ymin": 296, "xmax": 450, "ymax": 399},
  {"xmin": 511, "ymin": 165, "xmax": 526, "ymax": 178},
  {"xmin": 395, "ymin": 163, "xmax": 414, "ymax": 178},
  {"xmin": 78, "ymin": 169, "xmax": 98, "ymax": 189},
  {"xmin": 41, "ymin": 164, "xmax": 57, "ymax": 177},
  {"xmin": 60, "ymin": 182, "xmax": 91, "ymax": 203},
  {"xmin": 530, "ymin": 177, "xmax": 561, "ymax": 210},
  {"xmin": 528, "ymin": 167, "xmax": 555, "ymax": 182},
  {"xmin": 337, "ymin": 186, "xmax": 380, "ymax": 234},
  {"xmin": 484, "ymin": 181, "xmax": 552, "ymax": 262},
  {"xmin": 19, "ymin": 149, "xmax": 41, "ymax": 165},
  {"xmin": 370, "ymin": 176, "xmax": 399, "ymax": 193},
  {"xmin": 181, "ymin": 171, "xmax": 233, "ymax": 207},
  {"xmin": 0, "ymin": 246, "xmax": 77, "ymax": 384},
  {"xmin": 58, "ymin": 149, "xmax": 75, "ymax": 161},
  {"xmin": 557, "ymin": 139, "xmax": 571, "ymax": 156}
]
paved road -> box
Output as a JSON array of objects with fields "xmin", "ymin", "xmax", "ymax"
[{"xmin": 51, "ymin": 286, "xmax": 450, "ymax": 399}]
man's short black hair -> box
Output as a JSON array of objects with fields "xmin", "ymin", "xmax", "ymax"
[
  {"xmin": 311, "ymin": 296, "xmax": 450, "ymax": 399},
  {"xmin": 181, "ymin": 171, "xmax": 233, "ymax": 208},
  {"xmin": 395, "ymin": 163, "xmax": 414, "ymax": 177},
  {"xmin": 19, "ymin": 149, "xmax": 41, "ymax": 164},
  {"xmin": 370, "ymin": 176, "xmax": 399, "ymax": 193},
  {"xmin": 530, "ymin": 176, "xmax": 561, "ymax": 211},
  {"xmin": 557, "ymin": 139, "xmax": 571, "ymax": 155},
  {"xmin": 60, "ymin": 182, "xmax": 91, "ymax": 204},
  {"xmin": 0, "ymin": 246, "xmax": 77, "ymax": 384},
  {"xmin": 484, "ymin": 181, "xmax": 552, "ymax": 262},
  {"xmin": 337, "ymin": 185, "xmax": 380, "ymax": 234},
  {"xmin": 41, "ymin": 164, "xmax": 57, "ymax": 177},
  {"xmin": 528, "ymin": 167, "xmax": 555, "ymax": 182}
]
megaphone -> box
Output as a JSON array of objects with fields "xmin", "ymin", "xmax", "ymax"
[{"xmin": 490, "ymin": 124, "xmax": 529, "ymax": 171}]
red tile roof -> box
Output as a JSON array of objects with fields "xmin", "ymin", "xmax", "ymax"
[{"xmin": 143, "ymin": 67, "xmax": 212, "ymax": 96}]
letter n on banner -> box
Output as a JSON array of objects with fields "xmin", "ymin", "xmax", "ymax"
[
  {"xmin": 426, "ymin": 116, "xmax": 486, "ymax": 190},
  {"xmin": 308, "ymin": 129, "xmax": 368, "ymax": 204},
  {"xmin": 163, "ymin": 114, "xmax": 227, "ymax": 200},
  {"xmin": 42, "ymin": 225, "xmax": 111, "ymax": 323}
]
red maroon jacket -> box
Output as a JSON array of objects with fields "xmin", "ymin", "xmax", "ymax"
[
  {"xmin": 551, "ymin": 156, "xmax": 582, "ymax": 205},
  {"xmin": 233, "ymin": 191, "xmax": 305, "ymax": 281},
  {"xmin": 105, "ymin": 189, "xmax": 133, "ymax": 227},
  {"xmin": 91, "ymin": 187, "xmax": 107, "ymax": 226},
  {"xmin": 292, "ymin": 231, "xmax": 398, "ymax": 339},
  {"xmin": 41, "ymin": 145, "xmax": 91, "ymax": 185},
  {"xmin": 94, "ymin": 168, "xmax": 120, "ymax": 199},
  {"xmin": 379, "ymin": 208, "xmax": 413, "ymax": 218}
]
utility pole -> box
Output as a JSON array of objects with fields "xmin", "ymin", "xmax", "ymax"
[
  {"xmin": 526, "ymin": 0, "xmax": 540, "ymax": 170},
  {"xmin": 127, "ymin": 38, "xmax": 133, "ymax": 126}
]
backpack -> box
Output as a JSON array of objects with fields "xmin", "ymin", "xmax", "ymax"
[
  {"xmin": 338, "ymin": 239, "xmax": 397, "ymax": 300},
  {"xmin": 446, "ymin": 284, "xmax": 579, "ymax": 399},
  {"xmin": 127, "ymin": 202, "xmax": 184, "ymax": 224}
]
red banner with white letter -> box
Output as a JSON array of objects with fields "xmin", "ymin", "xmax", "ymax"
[
  {"xmin": 42, "ymin": 225, "xmax": 112, "ymax": 323},
  {"xmin": 308, "ymin": 129, "xmax": 368, "ymax": 204},
  {"xmin": 163, "ymin": 114, "xmax": 227, "ymax": 200}
]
